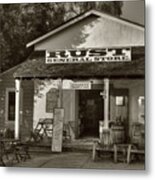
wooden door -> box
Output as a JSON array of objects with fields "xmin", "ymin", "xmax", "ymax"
[{"xmin": 79, "ymin": 90, "xmax": 103, "ymax": 137}]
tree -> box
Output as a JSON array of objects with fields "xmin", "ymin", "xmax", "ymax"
[{"xmin": 0, "ymin": 2, "xmax": 123, "ymax": 72}]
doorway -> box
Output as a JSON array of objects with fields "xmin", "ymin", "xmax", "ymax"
[{"xmin": 79, "ymin": 90, "xmax": 103, "ymax": 137}]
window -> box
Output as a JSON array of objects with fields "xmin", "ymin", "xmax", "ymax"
[
  {"xmin": 46, "ymin": 89, "xmax": 59, "ymax": 113},
  {"xmin": 138, "ymin": 96, "xmax": 145, "ymax": 123},
  {"xmin": 115, "ymin": 96, "xmax": 125, "ymax": 106},
  {"xmin": 6, "ymin": 89, "xmax": 15, "ymax": 121}
]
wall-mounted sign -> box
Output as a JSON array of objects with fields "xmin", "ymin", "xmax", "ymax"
[
  {"xmin": 70, "ymin": 81, "xmax": 91, "ymax": 89},
  {"xmin": 46, "ymin": 89, "xmax": 59, "ymax": 113},
  {"xmin": 46, "ymin": 48, "xmax": 131, "ymax": 64},
  {"xmin": 62, "ymin": 80, "xmax": 91, "ymax": 89}
]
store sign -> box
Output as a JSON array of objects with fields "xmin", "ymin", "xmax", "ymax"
[
  {"xmin": 62, "ymin": 80, "xmax": 91, "ymax": 89},
  {"xmin": 46, "ymin": 48, "xmax": 131, "ymax": 64},
  {"xmin": 70, "ymin": 81, "xmax": 91, "ymax": 89}
]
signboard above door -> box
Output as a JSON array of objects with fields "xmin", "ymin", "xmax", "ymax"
[
  {"xmin": 46, "ymin": 48, "xmax": 131, "ymax": 64},
  {"xmin": 63, "ymin": 80, "xmax": 91, "ymax": 90}
]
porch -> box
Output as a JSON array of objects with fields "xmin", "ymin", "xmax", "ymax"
[{"xmin": 4, "ymin": 47, "xmax": 144, "ymax": 161}]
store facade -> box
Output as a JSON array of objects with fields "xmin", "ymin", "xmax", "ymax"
[{"xmin": 9, "ymin": 10, "xmax": 144, "ymax": 149}]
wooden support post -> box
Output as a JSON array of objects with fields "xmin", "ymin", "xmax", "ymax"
[
  {"xmin": 58, "ymin": 78, "xmax": 63, "ymax": 108},
  {"xmin": 104, "ymin": 78, "xmax": 109, "ymax": 129},
  {"xmin": 127, "ymin": 144, "xmax": 132, "ymax": 164},
  {"xmin": 92, "ymin": 141, "xmax": 97, "ymax": 161},
  {"xmin": 15, "ymin": 79, "xmax": 21, "ymax": 140},
  {"xmin": 114, "ymin": 144, "xmax": 117, "ymax": 163},
  {"xmin": 51, "ymin": 78, "xmax": 64, "ymax": 152}
]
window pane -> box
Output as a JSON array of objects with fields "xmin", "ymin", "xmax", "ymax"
[
  {"xmin": 116, "ymin": 96, "xmax": 124, "ymax": 106},
  {"xmin": 8, "ymin": 91, "xmax": 15, "ymax": 121},
  {"xmin": 138, "ymin": 96, "xmax": 145, "ymax": 123}
]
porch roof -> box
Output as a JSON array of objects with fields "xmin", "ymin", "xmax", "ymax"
[{"xmin": 14, "ymin": 47, "xmax": 145, "ymax": 79}]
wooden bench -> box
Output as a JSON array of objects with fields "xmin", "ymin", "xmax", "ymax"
[{"xmin": 114, "ymin": 144, "xmax": 145, "ymax": 164}]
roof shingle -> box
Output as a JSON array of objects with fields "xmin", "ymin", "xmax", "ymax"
[{"xmin": 14, "ymin": 47, "xmax": 145, "ymax": 79}]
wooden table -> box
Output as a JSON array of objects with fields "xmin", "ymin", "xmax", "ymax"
[
  {"xmin": 15, "ymin": 141, "xmax": 31, "ymax": 161},
  {"xmin": 0, "ymin": 139, "xmax": 20, "ymax": 166}
]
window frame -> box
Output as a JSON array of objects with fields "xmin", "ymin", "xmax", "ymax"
[
  {"xmin": 5, "ymin": 88, "xmax": 16, "ymax": 123},
  {"xmin": 138, "ymin": 96, "xmax": 145, "ymax": 123}
]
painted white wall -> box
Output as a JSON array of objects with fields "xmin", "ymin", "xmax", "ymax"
[
  {"xmin": 33, "ymin": 79, "xmax": 76, "ymax": 129},
  {"xmin": 33, "ymin": 79, "xmax": 59, "ymax": 128}
]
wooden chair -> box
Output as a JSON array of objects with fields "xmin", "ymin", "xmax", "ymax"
[
  {"xmin": 92, "ymin": 126, "xmax": 133, "ymax": 164},
  {"xmin": 0, "ymin": 128, "xmax": 14, "ymax": 165},
  {"xmin": 14, "ymin": 142, "xmax": 31, "ymax": 162},
  {"xmin": 127, "ymin": 123, "xmax": 145, "ymax": 164},
  {"xmin": 92, "ymin": 129, "xmax": 114, "ymax": 161},
  {"xmin": 0, "ymin": 128, "xmax": 31, "ymax": 165},
  {"xmin": 0, "ymin": 140, "xmax": 21, "ymax": 165},
  {"xmin": 113, "ymin": 143, "xmax": 132, "ymax": 164},
  {"xmin": 113, "ymin": 123, "xmax": 145, "ymax": 164},
  {"xmin": 28, "ymin": 118, "xmax": 53, "ymax": 143},
  {"xmin": 0, "ymin": 140, "xmax": 5, "ymax": 166}
]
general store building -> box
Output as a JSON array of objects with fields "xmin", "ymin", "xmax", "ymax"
[{"xmin": 0, "ymin": 10, "xmax": 144, "ymax": 150}]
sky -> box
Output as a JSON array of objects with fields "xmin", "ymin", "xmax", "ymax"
[{"xmin": 121, "ymin": 0, "xmax": 145, "ymax": 25}]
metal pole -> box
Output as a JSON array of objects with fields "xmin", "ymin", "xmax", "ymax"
[{"xmin": 58, "ymin": 78, "xmax": 63, "ymax": 108}]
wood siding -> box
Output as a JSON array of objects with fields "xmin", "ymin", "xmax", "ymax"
[
  {"xmin": 0, "ymin": 68, "xmax": 34, "ymax": 140},
  {"xmin": 0, "ymin": 68, "xmax": 16, "ymax": 130},
  {"xmin": 20, "ymin": 80, "xmax": 34, "ymax": 140}
]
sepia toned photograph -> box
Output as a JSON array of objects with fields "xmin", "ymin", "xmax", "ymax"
[{"xmin": 0, "ymin": 0, "xmax": 145, "ymax": 170}]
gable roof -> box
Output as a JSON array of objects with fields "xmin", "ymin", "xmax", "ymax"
[{"xmin": 27, "ymin": 10, "xmax": 144, "ymax": 48}]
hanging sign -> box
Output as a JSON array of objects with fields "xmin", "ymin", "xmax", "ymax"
[{"xmin": 46, "ymin": 48, "xmax": 131, "ymax": 64}]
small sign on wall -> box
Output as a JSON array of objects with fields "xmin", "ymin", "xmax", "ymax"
[
  {"xmin": 70, "ymin": 81, "xmax": 91, "ymax": 89},
  {"xmin": 52, "ymin": 108, "xmax": 64, "ymax": 152},
  {"xmin": 62, "ymin": 80, "xmax": 91, "ymax": 89},
  {"xmin": 46, "ymin": 89, "xmax": 59, "ymax": 113}
]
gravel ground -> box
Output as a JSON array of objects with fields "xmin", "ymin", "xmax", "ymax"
[{"xmin": 11, "ymin": 152, "xmax": 145, "ymax": 170}]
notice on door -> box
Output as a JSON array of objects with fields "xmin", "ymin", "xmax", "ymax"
[{"xmin": 52, "ymin": 108, "xmax": 64, "ymax": 152}]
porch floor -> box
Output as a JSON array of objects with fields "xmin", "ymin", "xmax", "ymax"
[{"xmin": 26, "ymin": 137, "xmax": 99, "ymax": 153}]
